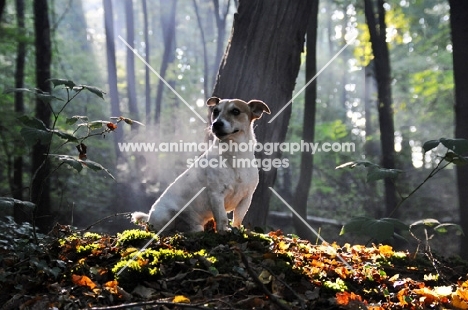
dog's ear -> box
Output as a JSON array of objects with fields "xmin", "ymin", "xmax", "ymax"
[
  {"xmin": 206, "ymin": 97, "xmax": 221, "ymax": 106},
  {"xmin": 248, "ymin": 100, "xmax": 271, "ymax": 120}
]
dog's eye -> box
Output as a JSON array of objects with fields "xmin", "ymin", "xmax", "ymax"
[
  {"xmin": 212, "ymin": 108, "xmax": 219, "ymax": 117},
  {"xmin": 231, "ymin": 108, "xmax": 240, "ymax": 116}
]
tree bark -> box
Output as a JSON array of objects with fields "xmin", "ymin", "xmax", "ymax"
[
  {"xmin": 125, "ymin": 0, "xmax": 139, "ymax": 124},
  {"xmin": 32, "ymin": 0, "xmax": 52, "ymax": 230},
  {"xmin": 213, "ymin": 0, "xmax": 313, "ymax": 229},
  {"xmin": 103, "ymin": 0, "xmax": 123, "ymax": 157},
  {"xmin": 292, "ymin": 0, "xmax": 319, "ymax": 240},
  {"xmin": 13, "ymin": 0, "xmax": 27, "ymax": 223},
  {"xmin": 363, "ymin": 0, "xmax": 397, "ymax": 216},
  {"xmin": 154, "ymin": 0, "xmax": 177, "ymax": 126},
  {"xmin": 449, "ymin": 0, "xmax": 468, "ymax": 259}
]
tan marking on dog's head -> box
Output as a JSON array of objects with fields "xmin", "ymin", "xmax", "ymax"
[
  {"xmin": 206, "ymin": 97, "xmax": 270, "ymax": 122},
  {"xmin": 206, "ymin": 97, "xmax": 270, "ymax": 140}
]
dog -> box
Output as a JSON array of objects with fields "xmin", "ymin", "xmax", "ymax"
[{"xmin": 132, "ymin": 96, "xmax": 270, "ymax": 233}]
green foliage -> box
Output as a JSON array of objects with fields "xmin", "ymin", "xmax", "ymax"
[
  {"xmin": 336, "ymin": 161, "xmax": 403, "ymax": 183},
  {"xmin": 112, "ymin": 247, "xmax": 215, "ymax": 290},
  {"xmin": 337, "ymin": 138, "xmax": 467, "ymax": 245},
  {"xmin": 340, "ymin": 217, "xmax": 408, "ymax": 242},
  {"xmin": 116, "ymin": 229, "xmax": 158, "ymax": 247}
]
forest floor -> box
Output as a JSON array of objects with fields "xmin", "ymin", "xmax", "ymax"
[{"xmin": 1, "ymin": 219, "xmax": 468, "ymax": 310}]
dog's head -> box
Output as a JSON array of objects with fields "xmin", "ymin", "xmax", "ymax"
[{"xmin": 206, "ymin": 97, "xmax": 271, "ymax": 141}]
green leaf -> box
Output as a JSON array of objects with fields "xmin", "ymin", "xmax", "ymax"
[
  {"xmin": 36, "ymin": 93, "xmax": 63, "ymax": 103},
  {"xmin": 50, "ymin": 155, "xmax": 115, "ymax": 179},
  {"xmin": 18, "ymin": 115, "xmax": 48, "ymax": 129},
  {"xmin": 367, "ymin": 166, "xmax": 403, "ymax": 182},
  {"xmin": 66, "ymin": 115, "xmax": 88, "ymax": 125},
  {"xmin": 20, "ymin": 127, "xmax": 52, "ymax": 146},
  {"xmin": 83, "ymin": 160, "xmax": 115, "ymax": 179},
  {"xmin": 50, "ymin": 154, "xmax": 83, "ymax": 172},
  {"xmin": 445, "ymin": 152, "xmax": 468, "ymax": 165},
  {"xmin": 410, "ymin": 218, "xmax": 440, "ymax": 228},
  {"xmin": 434, "ymin": 223, "xmax": 464, "ymax": 236},
  {"xmin": 335, "ymin": 160, "xmax": 378, "ymax": 170},
  {"xmin": 77, "ymin": 120, "xmax": 110, "ymax": 130},
  {"xmin": 47, "ymin": 78, "xmax": 76, "ymax": 89},
  {"xmin": 422, "ymin": 140, "xmax": 440, "ymax": 153},
  {"xmin": 340, "ymin": 217, "xmax": 408, "ymax": 242},
  {"xmin": 440, "ymin": 138, "xmax": 468, "ymax": 155},
  {"xmin": 6, "ymin": 88, "xmax": 62, "ymax": 102},
  {"xmin": 81, "ymin": 85, "xmax": 106, "ymax": 99},
  {"xmin": 51, "ymin": 130, "xmax": 79, "ymax": 143}
]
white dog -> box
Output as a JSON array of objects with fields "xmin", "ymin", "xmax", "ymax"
[{"xmin": 132, "ymin": 97, "xmax": 270, "ymax": 233}]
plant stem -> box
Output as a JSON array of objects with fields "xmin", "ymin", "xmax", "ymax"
[{"xmin": 388, "ymin": 153, "xmax": 452, "ymax": 218}]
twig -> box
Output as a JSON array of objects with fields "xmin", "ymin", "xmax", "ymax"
[
  {"xmin": 260, "ymin": 263, "xmax": 307, "ymax": 309},
  {"xmin": 82, "ymin": 212, "xmax": 132, "ymax": 231},
  {"xmin": 87, "ymin": 299, "xmax": 231, "ymax": 310},
  {"xmin": 388, "ymin": 153, "xmax": 452, "ymax": 217},
  {"xmin": 235, "ymin": 248, "xmax": 292, "ymax": 310}
]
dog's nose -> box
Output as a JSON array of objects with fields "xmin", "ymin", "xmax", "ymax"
[{"xmin": 212, "ymin": 120, "xmax": 224, "ymax": 130}]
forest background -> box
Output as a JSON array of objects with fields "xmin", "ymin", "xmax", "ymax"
[{"xmin": 0, "ymin": 0, "xmax": 467, "ymax": 259}]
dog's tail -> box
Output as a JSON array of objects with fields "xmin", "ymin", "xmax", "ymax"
[{"xmin": 131, "ymin": 211, "xmax": 149, "ymax": 225}]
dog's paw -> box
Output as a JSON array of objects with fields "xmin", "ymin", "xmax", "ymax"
[{"xmin": 217, "ymin": 227, "xmax": 232, "ymax": 235}]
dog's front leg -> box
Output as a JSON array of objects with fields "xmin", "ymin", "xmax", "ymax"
[
  {"xmin": 208, "ymin": 193, "xmax": 230, "ymax": 232},
  {"xmin": 232, "ymin": 194, "xmax": 253, "ymax": 228}
]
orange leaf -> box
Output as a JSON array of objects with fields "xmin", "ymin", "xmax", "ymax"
[
  {"xmin": 336, "ymin": 291, "xmax": 350, "ymax": 306},
  {"xmin": 397, "ymin": 288, "xmax": 409, "ymax": 306},
  {"xmin": 104, "ymin": 280, "xmax": 119, "ymax": 295},
  {"xmin": 453, "ymin": 293, "xmax": 468, "ymax": 310},
  {"xmin": 72, "ymin": 274, "xmax": 97, "ymax": 290}
]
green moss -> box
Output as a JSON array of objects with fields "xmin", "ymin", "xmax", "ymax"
[
  {"xmin": 113, "ymin": 247, "xmax": 216, "ymax": 290},
  {"xmin": 83, "ymin": 232, "xmax": 102, "ymax": 240},
  {"xmin": 323, "ymin": 278, "xmax": 348, "ymax": 292},
  {"xmin": 76, "ymin": 242, "xmax": 101, "ymax": 254},
  {"xmin": 116, "ymin": 229, "xmax": 158, "ymax": 247}
]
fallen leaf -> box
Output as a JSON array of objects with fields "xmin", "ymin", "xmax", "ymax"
[{"xmin": 72, "ymin": 274, "xmax": 97, "ymax": 290}]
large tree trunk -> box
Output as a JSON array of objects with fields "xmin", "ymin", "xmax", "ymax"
[
  {"xmin": 449, "ymin": 0, "xmax": 468, "ymax": 260},
  {"xmin": 125, "ymin": 0, "xmax": 139, "ymax": 124},
  {"xmin": 32, "ymin": 0, "xmax": 52, "ymax": 231},
  {"xmin": 13, "ymin": 0, "xmax": 27, "ymax": 223},
  {"xmin": 212, "ymin": 0, "xmax": 313, "ymax": 229},
  {"xmin": 363, "ymin": 0, "xmax": 397, "ymax": 216},
  {"xmin": 103, "ymin": 0, "xmax": 122, "ymax": 157},
  {"xmin": 154, "ymin": 0, "xmax": 177, "ymax": 126},
  {"xmin": 292, "ymin": 0, "xmax": 319, "ymax": 240}
]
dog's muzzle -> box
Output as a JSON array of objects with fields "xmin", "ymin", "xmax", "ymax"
[{"xmin": 211, "ymin": 120, "xmax": 238, "ymax": 138}]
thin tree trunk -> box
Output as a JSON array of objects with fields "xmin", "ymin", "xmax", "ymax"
[
  {"xmin": 292, "ymin": 0, "xmax": 319, "ymax": 240},
  {"xmin": 213, "ymin": 0, "xmax": 313, "ymax": 228},
  {"xmin": 193, "ymin": 0, "xmax": 210, "ymax": 98},
  {"xmin": 0, "ymin": 0, "xmax": 6, "ymax": 21},
  {"xmin": 125, "ymin": 0, "xmax": 139, "ymax": 124},
  {"xmin": 363, "ymin": 0, "xmax": 397, "ymax": 216},
  {"xmin": 103, "ymin": 0, "xmax": 122, "ymax": 157},
  {"xmin": 13, "ymin": 0, "xmax": 27, "ymax": 223},
  {"xmin": 32, "ymin": 0, "xmax": 52, "ymax": 231},
  {"xmin": 449, "ymin": 0, "xmax": 468, "ymax": 260},
  {"xmin": 154, "ymin": 0, "xmax": 177, "ymax": 126},
  {"xmin": 212, "ymin": 0, "xmax": 230, "ymax": 93},
  {"xmin": 142, "ymin": 0, "xmax": 151, "ymax": 123}
]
